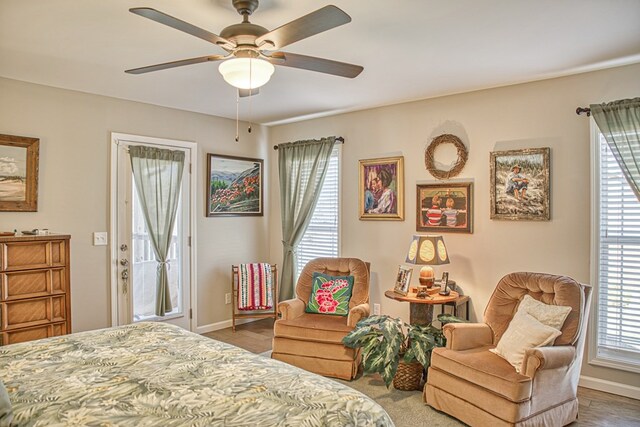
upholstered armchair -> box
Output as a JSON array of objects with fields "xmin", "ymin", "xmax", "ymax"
[
  {"xmin": 271, "ymin": 257, "xmax": 370, "ymax": 380},
  {"xmin": 424, "ymin": 272, "xmax": 592, "ymax": 427}
]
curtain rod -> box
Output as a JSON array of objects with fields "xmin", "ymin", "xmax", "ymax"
[
  {"xmin": 576, "ymin": 107, "xmax": 591, "ymax": 116},
  {"xmin": 273, "ymin": 136, "xmax": 344, "ymax": 150}
]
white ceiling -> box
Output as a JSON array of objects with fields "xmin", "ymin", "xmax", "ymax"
[{"xmin": 1, "ymin": 0, "xmax": 639, "ymax": 125}]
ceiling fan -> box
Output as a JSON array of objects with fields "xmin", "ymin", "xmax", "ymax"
[{"xmin": 126, "ymin": 0, "xmax": 364, "ymax": 96}]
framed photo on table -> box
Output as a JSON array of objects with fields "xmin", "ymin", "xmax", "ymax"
[
  {"xmin": 359, "ymin": 156, "xmax": 404, "ymax": 221},
  {"xmin": 416, "ymin": 182, "xmax": 472, "ymax": 233},
  {"xmin": 394, "ymin": 265, "xmax": 413, "ymax": 296}
]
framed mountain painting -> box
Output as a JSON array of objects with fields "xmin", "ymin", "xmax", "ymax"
[{"xmin": 206, "ymin": 154, "xmax": 263, "ymax": 217}]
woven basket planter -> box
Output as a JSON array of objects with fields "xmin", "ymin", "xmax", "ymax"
[{"xmin": 393, "ymin": 360, "xmax": 423, "ymax": 391}]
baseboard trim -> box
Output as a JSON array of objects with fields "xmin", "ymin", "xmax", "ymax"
[
  {"xmin": 196, "ymin": 318, "xmax": 258, "ymax": 334},
  {"xmin": 579, "ymin": 375, "xmax": 640, "ymax": 400}
]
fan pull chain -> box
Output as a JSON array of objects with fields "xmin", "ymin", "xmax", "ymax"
[
  {"xmin": 235, "ymin": 90, "xmax": 239, "ymax": 143},
  {"xmin": 248, "ymin": 59, "xmax": 253, "ymax": 134}
]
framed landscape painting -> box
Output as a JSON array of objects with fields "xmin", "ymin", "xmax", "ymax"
[
  {"xmin": 359, "ymin": 156, "xmax": 404, "ymax": 221},
  {"xmin": 416, "ymin": 182, "xmax": 473, "ymax": 233},
  {"xmin": 0, "ymin": 134, "xmax": 39, "ymax": 212},
  {"xmin": 207, "ymin": 154, "xmax": 263, "ymax": 217},
  {"xmin": 490, "ymin": 147, "xmax": 550, "ymax": 221}
]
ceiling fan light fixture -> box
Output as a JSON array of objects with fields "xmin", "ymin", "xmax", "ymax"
[{"xmin": 218, "ymin": 57, "xmax": 274, "ymax": 89}]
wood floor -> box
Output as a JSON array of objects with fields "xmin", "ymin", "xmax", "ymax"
[{"xmin": 204, "ymin": 319, "xmax": 640, "ymax": 426}]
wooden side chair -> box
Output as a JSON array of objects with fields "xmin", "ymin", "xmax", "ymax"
[{"xmin": 231, "ymin": 263, "xmax": 278, "ymax": 332}]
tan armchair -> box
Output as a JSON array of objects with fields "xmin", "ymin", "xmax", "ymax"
[
  {"xmin": 271, "ymin": 258, "xmax": 370, "ymax": 380},
  {"xmin": 424, "ymin": 272, "xmax": 592, "ymax": 427}
]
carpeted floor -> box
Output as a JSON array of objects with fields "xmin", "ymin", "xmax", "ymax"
[{"xmin": 259, "ymin": 351, "xmax": 462, "ymax": 427}]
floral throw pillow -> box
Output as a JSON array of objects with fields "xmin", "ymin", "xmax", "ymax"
[{"xmin": 305, "ymin": 272, "xmax": 355, "ymax": 316}]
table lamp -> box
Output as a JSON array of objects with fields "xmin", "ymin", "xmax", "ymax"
[{"xmin": 405, "ymin": 234, "xmax": 450, "ymax": 298}]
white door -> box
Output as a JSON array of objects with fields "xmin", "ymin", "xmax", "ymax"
[{"xmin": 110, "ymin": 133, "xmax": 196, "ymax": 330}]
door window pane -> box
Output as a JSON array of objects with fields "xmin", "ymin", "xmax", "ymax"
[{"xmin": 132, "ymin": 184, "xmax": 183, "ymax": 320}]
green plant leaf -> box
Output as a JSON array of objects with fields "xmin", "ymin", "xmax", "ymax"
[
  {"xmin": 438, "ymin": 313, "xmax": 466, "ymax": 325},
  {"xmin": 363, "ymin": 346, "xmax": 385, "ymax": 374},
  {"xmin": 342, "ymin": 326, "xmax": 376, "ymax": 348},
  {"xmin": 403, "ymin": 347, "xmax": 416, "ymax": 363},
  {"xmin": 409, "ymin": 333, "xmax": 435, "ymax": 367},
  {"xmin": 382, "ymin": 354, "xmax": 400, "ymax": 388},
  {"xmin": 356, "ymin": 315, "xmax": 390, "ymax": 327},
  {"xmin": 379, "ymin": 317, "xmax": 404, "ymax": 343}
]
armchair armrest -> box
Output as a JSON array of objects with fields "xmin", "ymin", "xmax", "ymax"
[
  {"xmin": 277, "ymin": 298, "xmax": 306, "ymax": 321},
  {"xmin": 443, "ymin": 322, "xmax": 494, "ymax": 351},
  {"xmin": 521, "ymin": 346, "xmax": 576, "ymax": 378},
  {"xmin": 347, "ymin": 303, "xmax": 370, "ymax": 327}
]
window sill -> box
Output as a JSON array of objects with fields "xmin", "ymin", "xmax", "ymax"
[{"xmin": 589, "ymin": 355, "xmax": 640, "ymax": 374}]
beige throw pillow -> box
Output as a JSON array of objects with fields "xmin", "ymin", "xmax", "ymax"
[
  {"xmin": 490, "ymin": 309, "xmax": 562, "ymax": 373},
  {"xmin": 518, "ymin": 294, "xmax": 572, "ymax": 331}
]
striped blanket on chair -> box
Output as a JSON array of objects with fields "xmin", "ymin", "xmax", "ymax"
[{"xmin": 238, "ymin": 263, "xmax": 273, "ymax": 311}]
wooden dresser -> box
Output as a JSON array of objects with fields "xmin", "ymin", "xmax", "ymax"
[{"xmin": 0, "ymin": 233, "xmax": 71, "ymax": 345}]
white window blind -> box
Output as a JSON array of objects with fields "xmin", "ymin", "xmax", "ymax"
[
  {"xmin": 597, "ymin": 132, "xmax": 640, "ymax": 367},
  {"xmin": 296, "ymin": 145, "xmax": 340, "ymax": 275}
]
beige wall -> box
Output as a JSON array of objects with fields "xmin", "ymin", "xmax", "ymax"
[
  {"xmin": 268, "ymin": 63, "xmax": 640, "ymax": 389},
  {"xmin": 0, "ymin": 77, "xmax": 270, "ymax": 332}
]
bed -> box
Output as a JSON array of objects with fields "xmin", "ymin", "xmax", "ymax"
[{"xmin": 0, "ymin": 322, "xmax": 393, "ymax": 426}]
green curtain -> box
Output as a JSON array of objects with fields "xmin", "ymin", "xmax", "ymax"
[
  {"xmin": 278, "ymin": 137, "xmax": 336, "ymax": 301},
  {"xmin": 591, "ymin": 98, "xmax": 640, "ymax": 201},
  {"xmin": 129, "ymin": 145, "xmax": 185, "ymax": 316}
]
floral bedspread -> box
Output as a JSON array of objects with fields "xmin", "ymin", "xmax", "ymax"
[{"xmin": 1, "ymin": 322, "xmax": 393, "ymax": 426}]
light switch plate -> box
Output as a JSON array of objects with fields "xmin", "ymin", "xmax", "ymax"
[
  {"xmin": 373, "ymin": 303, "xmax": 381, "ymax": 315},
  {"xmin": 93, "ymin": 232, "xmax": 108, "ymax": 246},
  {"xmin": 225, "ymin": 293, "xmax": 231, "ymax": 305}
]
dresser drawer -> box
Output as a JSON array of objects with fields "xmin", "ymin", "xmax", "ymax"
[
  {"xmin": 1, "ymin": 321, "xmax": 67, "ymax": 345},
  {"xmin": 1, "ymin": 240, "xmax": 67, "ymax": 271},
  {"xmin": 1, "ymin": 268, "xmax": 66, "ymax": 301},
  {"xmin": 1, "ymin": 295, "xmax": 66, "ymax": 330}
]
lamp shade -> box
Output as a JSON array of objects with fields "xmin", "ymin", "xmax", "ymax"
[
  {"xmin": 405, "ymin": 234, "xmax": 449, "ymax": 265},
  {"xmin": 218, "ymin": 57, "xmax": 275, "ymax": 89}
]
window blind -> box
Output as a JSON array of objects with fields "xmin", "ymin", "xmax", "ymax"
[
  {"xmin": 597, "ymin": 133, "xmax": 640, "ymax": 364},
  {"xmin": 296, "ymin": 146, "xmax": 340, "ymax": 275}
]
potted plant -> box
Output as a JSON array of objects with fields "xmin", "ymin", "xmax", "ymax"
[{"xmin": 342, "ymin": 313, "xmax": 464, "ymax": 390}]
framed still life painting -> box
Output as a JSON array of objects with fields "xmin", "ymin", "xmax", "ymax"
[
  {"xmin": 359, "ymin": 156, "xmax": 404, "ymax": 221},
  {"xmin": 206, "ymin": 153, "xmax": 263, "ymax": 217},
  {"xmin": 490, "ymin": 147, "xmax": 550, "ymax": 221},
  {"xmin": 416, "ymin": 182, "xmax": 473, "ymax": 233},
  {"xmin": 0, "ymin": 134, "xmax": 39, "ymax": 212}
]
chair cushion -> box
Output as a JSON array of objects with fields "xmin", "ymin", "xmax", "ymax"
[
  {"xmin": 296, "ymin": 258, "xmax": 369, "ymax": 310},
  {"xmin": 431, "ymin": 346, "xmax": 533, "ymax": 402},
  {"xmin": 484, "ymin": 272, "xmax": 583, "ymax": 345},
  {"xmin": 274, "ymin": 313, "xmax": 354, "ymax": 344},
  {"xmin": 518, "ymin": 294, "xmax": 571, "ymax": 331},
  {"xmin": 490, "ymin": 309, "xmax": 562, "ymax": 373},
  {"xmin": 305, "ymin": 272, "xmax": 354, "ymax": 316}
]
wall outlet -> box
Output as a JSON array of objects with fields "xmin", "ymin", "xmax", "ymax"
[
  {"xmin": 373, "ymin": 303, "xmax": 381, "ymax": 315},
  {"xmin": 225, "ymin": 293, "xmax": 231, "ymax": 305},
  {"xmin": 93, "ymin": 232, "xmax": 108, "ymax": 246}
]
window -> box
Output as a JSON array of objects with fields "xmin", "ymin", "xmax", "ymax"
[
  {"xmin": 592, "ymin": 126, "xmax": 640, "ymax": 372},
  {"xmin": 296, "ymin": 145, "xmax": 340, "ymax": 276}
]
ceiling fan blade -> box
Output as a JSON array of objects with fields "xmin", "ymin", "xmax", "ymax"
[
  {"xmin": 239, "ymin": 88, "xmax": 260, "ymax": 98},
  {"xmin": 256, "ymin": 5, "xmax": 351, "ymax": 50},
  {"xmin": 125, "ymin": 55, "xmax": 226, "ymax": 74},
  {"xmin": 130, "ymin": 8, "xmax": 235, "ymax": 50},
  {"xmin": 267, "ymin": 52, "xmax": 363, "ymax": 78}
]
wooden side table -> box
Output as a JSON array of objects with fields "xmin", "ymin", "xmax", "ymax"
[{"xmin": 384, "ymin": 289, "xmax": 462, "ymax": 325}]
